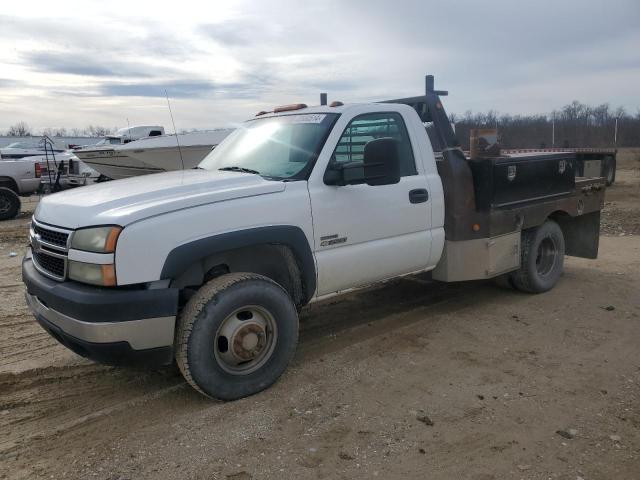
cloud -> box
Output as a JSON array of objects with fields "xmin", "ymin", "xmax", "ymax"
[
  {"xmin": 199, "ymin": 21, "xmax": 260, "ymax": 46},
  {"xmin": 0, "ymin": 79, "xmax": 22, "ymax": 88},
  {"xmin": 99, "ymin": 81, "xmax": 216, "ymax": 98},
  {"xmin": 22, "ymin": 51, "xmax": 170, "ymax": 78},
  {"xmin": 0, "ymin": 0, "xmax": 638, "ymax": 130}
]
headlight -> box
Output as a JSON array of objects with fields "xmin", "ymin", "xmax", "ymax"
[
  {"xmin": 71, "ymin": 226, "xmax": 122, "ymax": 253},
  {"xmin": 68, "ymin": 261, "xmax": 117, "ymax": 286}
]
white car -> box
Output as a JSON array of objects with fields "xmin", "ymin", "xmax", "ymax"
[{"xmin": 0, "ymin": 157, "xmax": 41, "ymax": 220}]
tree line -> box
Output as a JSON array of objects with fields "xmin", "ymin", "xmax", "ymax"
[
  {"xmin": 451, "ymin": 101, "xmax": 639, "ymax": 150},
  {"xmin": 4, "ymin": 100, "xmax": 640, "ymax": 148},
  {"xmin": 3, "ymin": 122, "xmax": 115, "ymax": 137}
]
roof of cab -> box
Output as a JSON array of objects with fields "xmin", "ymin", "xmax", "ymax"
[{"xmin": 249, "ymin": 102, "xmax": 414, "ymax": 120}]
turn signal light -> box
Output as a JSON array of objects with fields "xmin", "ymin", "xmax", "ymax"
[
  {"xmin": 35, "ymin": 163, "xmax": 42, "ymax": 178},
  {"xmin": 101, "ymin": 264, "xmax": 117, "ymax": 287}
]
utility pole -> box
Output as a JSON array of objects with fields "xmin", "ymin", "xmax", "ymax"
[
  {"xmin": 614, "ymin": 117, "xmax": 619, "ymax": 146},
  {"xmin": 551, "ymin": 112, "xmax": 555, "ymax": 147}
]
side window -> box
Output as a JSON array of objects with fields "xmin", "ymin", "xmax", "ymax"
[{"xmin": 331, "ymin": 112, "xmax": 417, "ymax": 177}]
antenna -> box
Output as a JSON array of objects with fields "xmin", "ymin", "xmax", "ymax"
[{"xmin": 165, "ymin": 90, "xmax": 185, "ymax": 171}]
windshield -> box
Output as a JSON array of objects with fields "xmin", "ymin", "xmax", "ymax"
[
  {"xmin": 199, "ymin": 113, "xmax": 338, "ymax": 179},
  {"xmin": 94, "ymin": 137, "xmax": 122, "ymax": 146}
]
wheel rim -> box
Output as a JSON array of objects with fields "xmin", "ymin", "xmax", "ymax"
[
  {"xmin": 0, "ymin": 195, "xmax": 11, "ymax": 215},
  {"xmin": 535, "ymin": 237, "xmax": 557, "ymax": 277},
  {"xmin": 213, "ymin": 305, "xmax": 278, "ymax": 375}
]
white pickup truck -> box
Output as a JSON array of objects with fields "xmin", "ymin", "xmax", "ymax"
[
  {"xmin": 22, "ymin": 76, "xmax": 605, "ymax": 400},
  {"xmin": 0, "ymin": 158, "xmax": 42, "ymax": 220}
]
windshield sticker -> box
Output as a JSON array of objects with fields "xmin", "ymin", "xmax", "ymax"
[{"xmin": 276, "ymin": 114, "xmax": 327, "ymax": 124}]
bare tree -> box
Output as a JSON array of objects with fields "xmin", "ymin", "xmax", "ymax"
[
  {"xmin": 7, "ymin": 121, "xmax": 32, "ymax": 136},
  {"xmin": 86, "ymin": 125, "xmax": 113, "ymax": 137},
  {"xmin": 453, "ymin": 100, "xmax": 640, "ymax": 149}
]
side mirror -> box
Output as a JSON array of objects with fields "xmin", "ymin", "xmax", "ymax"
[
  {"xmin": 324, "ymin": 137, "xmax": 402, "ymax": 187},
  {"xmin": 362, "ymin": 137, "xmax": 401, "ymax": 186}
]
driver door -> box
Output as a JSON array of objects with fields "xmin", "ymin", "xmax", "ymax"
[{"xmin": 308, "ymin": 111, "xmax": 433, "ymax": 296}]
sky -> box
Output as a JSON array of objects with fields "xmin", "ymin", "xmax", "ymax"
[{"xmin": 0, "ymin": 0, "xmax": 639, "ymax": 132}]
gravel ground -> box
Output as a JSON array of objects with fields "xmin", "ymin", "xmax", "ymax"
[{"xmin": 0, "ymin": 163, "xmax": 638, "ymax": 480}]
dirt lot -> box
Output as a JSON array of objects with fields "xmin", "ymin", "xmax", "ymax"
[{"xmin": 1, "ymin": 151, "xmax": 639, "ymax": 480}]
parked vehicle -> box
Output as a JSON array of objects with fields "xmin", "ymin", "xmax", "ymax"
[
  {"xmin": 33, "ymin": 152, "xmax": 101, "ymax": 191},
  {"xmin": 0, "ymin": 158, "xmax": 41, "ymax": 220},
  {"xmin": 0, "ymin": 138, "xmax": 66, "ymax": 160},
  {"xmin": 22, "ymin": 75, "xmax": 606, "ymax": 400},
  {"xmin": 74, "ymin": 126, "xmax": 165, "ymax": 179},
  {"xmin": 120, "ymin": 129, "xmax": 234, "ymax": 173},
  {"xmin": 76, "ymin": 128, "xmax": 233, "ymax": 179}
]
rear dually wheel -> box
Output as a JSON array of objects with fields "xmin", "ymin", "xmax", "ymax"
[{"xmin": 510, "ymin": 220, "xmax": 565, "ymax": 293}]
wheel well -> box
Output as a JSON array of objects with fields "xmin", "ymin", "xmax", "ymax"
[
  {"xmin": 0, "ymin": 177, "xmax": 19, "ymax": 193},
  {"xmin": 171, "ymin": 243, "xmax": 306, "ymax": 308},
  {"xmin": 548, "ymin": 210, "xmax": 570, "ymax": 223}
]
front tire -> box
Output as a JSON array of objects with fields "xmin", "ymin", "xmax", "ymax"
[
  {"xmin": 175, "ymin": 273, "xmax": 299, "ymax": 400},
  {"xmin": 510, "ymin": 220, "xmax": 565, "ymax": 293},
  {"xmin": 0, "ymin": 187, "xmax": 20, "ymax": 221}
]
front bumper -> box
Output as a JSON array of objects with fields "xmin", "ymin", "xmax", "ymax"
[{"xmin": 22, "ymin": 257, "xmax": 179, "ymax": 366}]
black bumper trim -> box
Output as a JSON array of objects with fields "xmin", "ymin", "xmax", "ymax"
[{"xmin": 22, "ymin": 257, "xmax": 179, "ymax": 323}]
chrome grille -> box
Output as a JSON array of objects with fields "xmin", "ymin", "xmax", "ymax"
[
  {"xmin": 30, "ymin": 219, "xmax": 71, "ymax": 281},
  {"xmin": 33, "ymin": 223, "xmax": 69, "ymax": 248},
  {"xmin": 33, "ymin": 251, "xmax": 65, "ymax": 278}
]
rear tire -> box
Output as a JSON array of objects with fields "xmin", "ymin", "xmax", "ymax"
[
  {"xmin": 511, "ymin": 220, "xmax": 565, "ymax": 293},
  {"xmin": 175, "ymin": 273, "xmax": 299, "ymax": 400},
  {"xmin": 0, "ymin": 187, "xmax": 20, "ymax": 221}
]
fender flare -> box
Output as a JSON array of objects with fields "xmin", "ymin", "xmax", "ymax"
[{"xmin": 160, "ymin": 225, "xmax": 316, "ymax": 302}]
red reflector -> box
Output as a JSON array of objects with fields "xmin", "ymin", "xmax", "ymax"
[
  {"xmin": 329, "ymin": 101, "xmax": 343, "ymax": 107},
  {"xmin": 35, "ymin": 163, "xmax": 42, "ymax": 178},
  {"xmin": 273, "ymin": 103, "xmax": 307, "ymax": 113}
]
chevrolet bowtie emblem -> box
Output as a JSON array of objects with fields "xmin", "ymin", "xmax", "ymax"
[{"xmin": 31, "ymin": 233, "xmax": 42, "ymax": 253}]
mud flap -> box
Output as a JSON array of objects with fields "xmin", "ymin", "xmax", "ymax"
[{"xmin": 556, "ymin": 211, "xmax": 600, "ymax": 259}]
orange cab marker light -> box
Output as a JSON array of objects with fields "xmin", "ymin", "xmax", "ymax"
[
  {"xmin": 105, "ymin": 227, "xmax": 123, "ymax": 253},
  {"xmin": 273, "ymin": 103, "xmax": 307, "ymax": 113},
  {"xmin": 329, "ymin": 101, "xmax": 343, "ymax": 107},
  {"xmin": 101, "ymin": 264, "xmax": 117, "ymax": 287},
  {"xmin": 472, "ymin": 223, "xmax": 481, "ymax": 232}
]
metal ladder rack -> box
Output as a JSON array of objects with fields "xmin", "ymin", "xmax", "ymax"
[{"xmin": 41, "ymin": 135, "xmax": 65, "ymax": 193}]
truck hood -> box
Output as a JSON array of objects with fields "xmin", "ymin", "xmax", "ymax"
[{"xmin": 35, "ymin": 169, "xmax": 286, "ymax": 228}]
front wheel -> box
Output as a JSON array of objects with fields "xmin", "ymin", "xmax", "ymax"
[
  {"xmin": 175, "ymin": 273, "xmax": 299, "ymax": 400},
  {"xmin": 510, "ymin": 220, "xmax": 565, "ymax": 293}
]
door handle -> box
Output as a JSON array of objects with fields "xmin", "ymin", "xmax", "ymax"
[{"xmin": 409, "ymin": 188, "xmax": 429, "ymax": 204}]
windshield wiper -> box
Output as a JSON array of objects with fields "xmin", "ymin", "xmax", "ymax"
[{"xmin": 218, "ymin": 166, "xmax": 261, "ymax": 175}]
